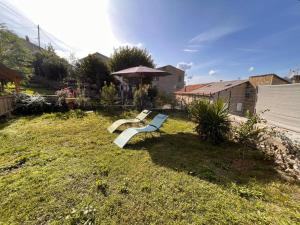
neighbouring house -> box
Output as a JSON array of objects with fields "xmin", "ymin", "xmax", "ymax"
[
  {"xmin": 291, "ymin": 75, "xmax": 300, "ymax": 83},
  {"xmin": 175, "ymin": 74, "xmax": 290, "ymax": 116},
  {"xmin": 0, "ymin": 63, "xmax": 23, "ymax": 116},
  {"xmin": 90, "ymin": 52, "xmax": 110, "ymax": 64},
  {"xmin": 152, "ymin": 65, "xmax": 185, "ymax": 94}
]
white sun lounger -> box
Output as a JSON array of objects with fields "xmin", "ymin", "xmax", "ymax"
[
  {"xmin": 113, "ymin": 114, "xmax": 168, "ymax": 148},
  {"xmin": 107, "ymin": 110, "xmax": 151, "ymax": 133}
]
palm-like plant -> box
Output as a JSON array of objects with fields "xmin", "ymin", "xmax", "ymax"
[{"xmin": 188, "ymin": 99, "xmax": 230, "ymax": 144}]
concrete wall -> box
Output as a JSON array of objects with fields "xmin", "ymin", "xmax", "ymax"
[
  {"xmin": 256, "ymin": 83, "xmax": 300, "ymax": 133},
  {"xmin": 153, "ymin": 65, "xmax": 185, "ymax": 94}
]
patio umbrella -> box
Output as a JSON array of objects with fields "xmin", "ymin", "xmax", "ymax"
[
  {"xmin": 111, "ymin": 65, "xmax": 171, "ymax": 104},
  {"xmin": 111, "ymin": 65, "xmax": 171, "ymax": 84}
]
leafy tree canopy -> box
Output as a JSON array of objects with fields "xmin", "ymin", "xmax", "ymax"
[
  {"xmin": 109, "ymin": 46, "xmax": 154, "ymax": 72},
  {"xmin": 33, "ymin": 45, "xmax": 70, "ymax": 81},
  {"xmin": 75, "ymin": 54, "xmax": 112, "ymax": 90}
]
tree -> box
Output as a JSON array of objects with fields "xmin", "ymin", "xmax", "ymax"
[
  {"xmin": 0, "ymin": 25, "xmax": 33, "ymax": 79},
  {"xmin": 75, "ymin": 54, "xmax": 112, "ymax": 92},
  {"xmin": 109, "ymin": 46, "xmax": 154, "ymax": 72},
  {"xmin": 32, "ymin": 45, "xmax": 70, "ymax": 81}
]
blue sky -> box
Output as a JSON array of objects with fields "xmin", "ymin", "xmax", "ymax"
[
  {"xmin": 2, "ymin": 0, "xmax": 300, "ymax": 84},
  {"xmin": 108, "ymin": 0, "xmax": 300, "ymax": 83}
]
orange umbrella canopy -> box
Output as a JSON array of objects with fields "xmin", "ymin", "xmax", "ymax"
[{"xmin": 111, "ymin": 65, "xmax": 170, "ymax": 78}]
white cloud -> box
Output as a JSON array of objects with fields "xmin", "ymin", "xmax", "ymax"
[
  {"xmin": 248, "ymin": 66, "xmax": 255, "ymax": 72},
  {"xmin": 183, "ymin": 49, "xmax": 198, "ymax": 53},
  {"xmin": 190, "ymin": 24, "xmax": 245, "ymax": 44},
  {"xmin": 177, "ymin": 62, "xmax": 193, "ymax": 71},
  {"xmin": 208, "ymin": 70, "xmax": 217, "ymax": 76}
]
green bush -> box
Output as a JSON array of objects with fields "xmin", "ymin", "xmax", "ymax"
[
  {"xmin": 74, "ymin": 54, "xmax": 112, "ymax": 95},
  {"xmin": 232, "ymin": 111, "xmax": 267, "ymax": 148},
  {"xmin": 33, "ymin": 45, "xmax": 70, "ymax": 81},
  {"xmin": 101, "ymin": 83, "xmax": 117, "ymax": 106},
  {"xmin": 133, "ymin": 85, "xmax": 149, "ymax": 110},
  {"xmin": 188, "ymin": 99, "xmax": 230, "ymax": 144}
]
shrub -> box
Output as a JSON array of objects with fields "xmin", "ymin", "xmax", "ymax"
[
  {"xmin": 232, "ymin": 111, "xmax": 267, "ymax": 149},
  {"xmin": 133, "ymin": 85, "xmax": 150, "ymax": 110},
  {"xmin": 100, "ymin": 83, "xmax": 117, "ymax": 106},
  {"xmin": 188, "ymin": 99, "xmax": 230, "ymax": 144},
  {"xmin": 13, "ymin": 93, "xmax": 51, "ymax": 115}
]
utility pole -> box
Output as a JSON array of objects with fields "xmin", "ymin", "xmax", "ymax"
[{"xmin": 37, "ymin": 24, "xmax": 41, "ymax": 49}]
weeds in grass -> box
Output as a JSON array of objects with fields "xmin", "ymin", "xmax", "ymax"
[
  {"xmin": 95, "ymin": 179, "xmax": 108, "ymax": 196},
  {"xmin": 230, "ymin": 182, "xmax": 264, "ymax": 200},
  {"xmin": 65, "ymin": 205, "xmax": 96, "ymax": 225}
]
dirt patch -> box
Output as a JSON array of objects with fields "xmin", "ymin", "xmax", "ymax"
[{"xmin": 232, "ymin": 159, "xmax": 255, "ymax": 172}]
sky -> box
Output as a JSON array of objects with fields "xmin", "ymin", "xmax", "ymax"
[{"xmin": 1, "ymin": 0, "xmax": 300, "ymax": 84}]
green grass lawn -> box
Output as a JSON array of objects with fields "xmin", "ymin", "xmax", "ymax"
[{"xmin": 0, "ymin": 111, "xmax": 299, "ymax": 224}]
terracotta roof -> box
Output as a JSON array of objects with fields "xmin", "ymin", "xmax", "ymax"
[{"xmin": 175, "ymin": 84, "xmax": 207, "ymax": 94}]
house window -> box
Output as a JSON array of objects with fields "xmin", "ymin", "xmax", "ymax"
[{"xmin": 237, "ymin": 103, "xmax": 243, "ymax": 112}]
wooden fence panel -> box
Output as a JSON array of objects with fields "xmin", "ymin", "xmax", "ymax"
[{"xmin": 0, "ymin": 95, "xmax": 14, "ymax": 116}]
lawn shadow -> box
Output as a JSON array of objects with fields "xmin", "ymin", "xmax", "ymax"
[
  {"xmin": 0, "ymin": 115, "xmax": 41, "ymax": 130},
  {"xmin": 126, "ymin": 132, "xmax": 282, "ymax": 185}
]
